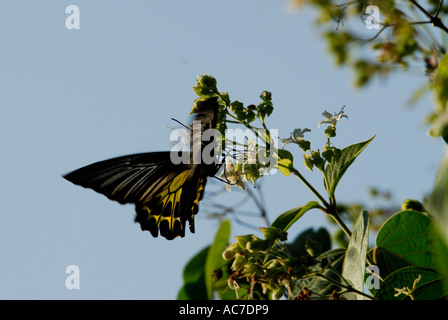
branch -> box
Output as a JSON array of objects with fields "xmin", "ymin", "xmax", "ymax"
[
  {"xmin": 410, "ymin": 0, "xmax": 448, "ymax": 34},
  {"xmin": 245, "ymin": 186, "xmax": 270, "ymax": 227},
  {"xmin": 410, "ymin": 0, "xmax": 434, "ymax": 20},
  {"xmin": 289, "ymin": 166, "xmax": 332, "ymax": 210},
  {"xmin": 435, "ymin": 0, "xmax": 444, "ymax": 17},
  {"xmin": 359, "ymin": 15, "xmax": 447, "ymax": 45},
  {"xmin": 360, "ymin": 23, "xmax": 393, "ymax": 44}
]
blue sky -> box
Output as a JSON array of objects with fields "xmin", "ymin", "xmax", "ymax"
[{"xmin": 1, "ymin": 1, "xmax": 445, "ymax": 299}]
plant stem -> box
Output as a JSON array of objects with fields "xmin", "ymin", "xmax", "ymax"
[
  {"xmin": 290, "ymin": 167, "xmax": 377, "ymax": 268},
  {"xmin": 289, "ymin": 164, "xmax": 379, "ymax": 270},
  {"xmin": 328, "ymin": 210, "xmax": 352, "ymax": 238},
  {"xmin": 290, "ymin": 167, "xmax": 332, "ymax": 209},
  {"xmin": 316, "ymin": 272, "xmax": 376, "ymax": 300}
]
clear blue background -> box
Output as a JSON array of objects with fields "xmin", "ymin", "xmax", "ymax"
[{"xmin": 1, "ymin": 1, "xmax": 445, "ymax": 299}]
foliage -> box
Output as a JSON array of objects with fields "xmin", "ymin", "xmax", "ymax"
[
  {"xmin": 289, "ymin": 0, "xmax": 448, "ymax": 142},
  {"xmin": 177, "ymin": 0, "xmax": 448, "ymax": 300}
]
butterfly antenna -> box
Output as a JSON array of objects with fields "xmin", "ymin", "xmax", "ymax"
[
  {"xmin": 214, "ymin": 176, "xmax": 233, "ymax": 184},
  {"xmin": 171, "ymin": 118, "xmax": 190, "ymax": 130},
  {"xmin": 213, "ymin": 161, "xmax": 238, "ymax": 186}
]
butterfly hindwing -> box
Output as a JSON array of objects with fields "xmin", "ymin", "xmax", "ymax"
[
  {"xmin": 63, "ymin": 97, "xmax": 220, "ymax": 240},
  {"xmin": 135, "ymin": 165, "xmax": 209, "ymax": 240}
]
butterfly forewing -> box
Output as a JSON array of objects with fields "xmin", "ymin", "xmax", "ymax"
[
  {"xmin": 63, "ymin": 152, "xmax": 190, "ymax": 205},
  {"xmin": 63, "ymin": 97, "xmax": 220, "ymax": 240}
]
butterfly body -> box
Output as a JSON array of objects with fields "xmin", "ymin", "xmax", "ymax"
[{"xmin": 63, "ymin": 98, "xmax": 220, "ymax": 240}]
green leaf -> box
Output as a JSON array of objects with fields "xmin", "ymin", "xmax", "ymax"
[
  {"xmin": 277, "ymin": 148, "xmax": 293, "ymax": 161},
  {"xmin": 204, "ymin": 219, "xmax": 231, "ymax": 300},
  {"xmin": 271, "ymin": 206, "xmax": 303, "ymax": 230},
  {"xmin": 271, "ymin": 201, "xmax": 320, "ymax": 232},
  {"xmin": 218, "ymin": 91, "xmax": 230, "ymax": 106},
  {"xmin": 323, "ymin": 136, "xmax": 375, "ymax": 197},
  {"xmin": 341, "ymin": 210, "xmax": 370, "ymax": 300},
  {"xmin": 177, "ymin": 246, "xmax": 210, "ymax": 300},
  {"xmin": 245, "ymin": 110, "xmax": 256, "ymax": 123},
  {"xmin": 374, "ymin": 266, "xmax": 447, "ymax": 300},
  {"xmin": 287, "ymin": 227, "xmax": 331, "ymax": 258},
  {"xmin": 292, "ymin": 248, "xmax": 346, "ymax": 299},
  {"xmin": 297, "ymin": 140, "xmax": 311, "ymax": 152},
  {"xmin": 374, "ymin": 210, "xmax": 435, "ymax": 277},
  {"xmin": 303, "ymin": 153, "xmax": 314, "ymax": 171},
  {"xmin": 278, "ymin": 158, "xmax": 293, "ymax": 176}
]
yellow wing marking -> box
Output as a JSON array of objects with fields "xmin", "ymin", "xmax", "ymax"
[{"xmin": 140, "ymin": 170, "xmax": 191, "ymax": 233}]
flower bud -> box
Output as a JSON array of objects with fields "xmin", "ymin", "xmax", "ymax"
[
  {"xmin": 260, "ymin": 91, "xmax": 272, "ymax": 101},
  {"xmin": 246, "ymin": 238, "xmax": 269, "ymax": 253},
  {"xmin": 264, "ymin": 259, "xmax": 282, "ymax": 270},
  {"xmin": 401, "ymin": 199, "xmax": 426, "ymax": 213},
  {"xmin": 231, "ymin": 253, "xmax": 248, "ymax": 271},
  {"xmin": 324, "ymin": 126, "xmax": 336, "ymax": 138},
  {"xmin": 304, "ymin": 154, "xmax": 314, "ymax": 171},
  {"xmin": 222, "ymin": 242, "xmax": 241, "ymax": 260},
  {"xmin": 273, "ymin": 286, "xmax": 286, "ymax": 300},
  {"xmin": 322, "ymin": 146, "xmax": 334, "ymax": 162},
  {"xmin": 259, "ymin": 226, "xmax": 287, "ymax": 242},
  {"xmin": 234, "ymin": 234, "xmax": 254, "ymax": 250},
  {"xmin": 244, "ymin": 261, "xmax": 262, "ymax": 276}
]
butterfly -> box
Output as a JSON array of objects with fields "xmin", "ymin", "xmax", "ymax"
[{"xmin": 63, "ymin": 97, "xmax": 221, "ymax": 240}]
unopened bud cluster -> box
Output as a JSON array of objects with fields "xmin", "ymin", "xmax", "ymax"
[{"xmin": 222, "ymin": 226, "xmax": 316, "ymax": 300}]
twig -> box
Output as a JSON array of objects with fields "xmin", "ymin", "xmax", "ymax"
[
  {"xmin": 245, "ymin": 186, "xmax": 270, "ymax": 227},
  {"xmin": 315, "ymin": 272, "xmax": 376, "ymax": 300},
  {"xmin": 435, "ymin": 0, "xmax": 444, "ymax": 17},
  {"xmin": 359, "ymin": 0, "xmax": 448, "ymax": 45},
  {"xmin": 360, "ymin": 24, "xmax": 392, "ymax": 44},
  {"xmin": 410, "ymin": 0, "xmax": 448, "ymax": 34}
]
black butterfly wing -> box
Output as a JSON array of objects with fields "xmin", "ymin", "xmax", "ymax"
[
  {"xmin": 135, "ymin": 163, "xmax": 210, "ymax": 239},
  {"xmin": 63, "ymin": 152, "xmax": 189, "ymax": 205},
  {"xmin": 63, "ymin": 97, "xmax": 220, "ymax": 240},
  {"xmin": 63, "ymin": 151, "xmax": 208, "ymax": 239}
]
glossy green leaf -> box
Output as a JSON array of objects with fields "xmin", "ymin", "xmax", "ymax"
[
  {"xmin": 271, "ymin": 206, "xmax": 303, "ymax": 230},
  {"xmin": 374, "ymin": 210, "xmax": 435, "ymax": 277},
  {"xmin": 271, "ymin": 201, "xmax": 320, "ymax": 232},
  {"xmin": 204, "ymin": 219, "xmax": 231, "ymax": 300},
  {"xmin": 341, "ymin": 210, "xmax": 370, "ymax": 300},
  {"xmin": 374, "ymin": 266, "xmax": 447, "ymax": 300},
  {"xmin": 323, "ymin": 136, "xmax": 375, "ymax": 197}
]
